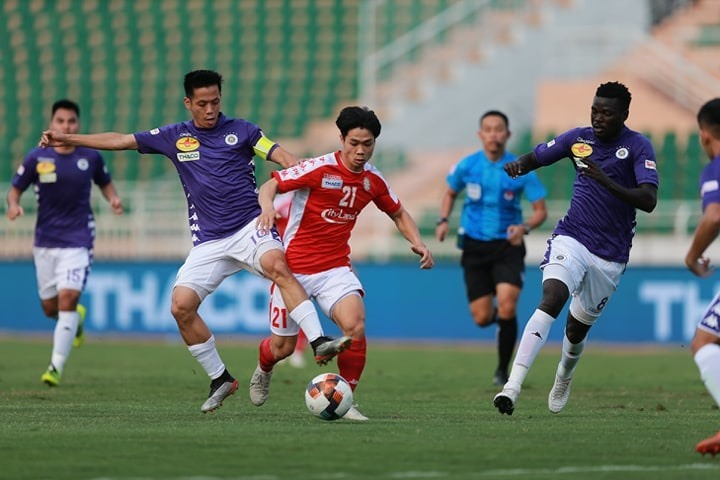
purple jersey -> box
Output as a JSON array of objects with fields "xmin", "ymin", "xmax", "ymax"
[
  {"xmin": 134, "ymin": 114, "xmax": 273, "ymax": 245},
  {"xmin": 534, "ymin": 126, "xmax": 659, "ymax": 263},
  {"xmin": 699, "ymin": 155, "xmax": 720, "ymax": 211},
  {"xmin": 11, "ymin": 146, "xmax": 111, "ymax": 248}
]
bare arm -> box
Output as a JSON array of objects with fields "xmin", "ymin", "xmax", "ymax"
[
  {"xmin": 267, "ymin": 146, "xmax": 301, "ymax": 169},
  {"xmin": 99, "ymin": 182, "xmax": 125, "ymax": 215},
  {"xmin": 579, "ymin": 157, "xmax": 657, "ymax": 212},
  {"xmin": 686, "ymin": 202, "xmax": 720, "ymax": 277},
  {"xmin": 434, "ymin": 188, "xmax": 458, "ymax": 242},
  {"xmin": 389, "ymin": 207, "xmax": 434, "ymax": 269},
  {"xmin": 506, "ymin": 198, "xmax": 548, "ymax": 245},
  {"xmin": 40, "ymin": 131, "xmax": 138, "ymax": 151},
  {"xmin": 5, "ymin": 186, "xmax": 24, "ymax": 220},
  {"xmin": 504, "ymin": 152, "xmax": 542, "ymax": 178},
  {"xmin": 256, "ymin": 177, "xmax": 281, "ymax": 231}
]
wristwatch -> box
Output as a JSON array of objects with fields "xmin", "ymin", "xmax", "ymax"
[{"xmin": 436, "ymin": 217, "xmax": 448, "ymax": 226}]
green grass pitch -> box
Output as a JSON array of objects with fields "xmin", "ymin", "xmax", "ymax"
[{"xmin": 1, "ymin": 337, "xmax": 719, "ymax": 480}]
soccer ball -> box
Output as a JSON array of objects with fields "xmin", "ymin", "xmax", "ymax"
[{"xmin": 305, "ymin": 373, "xmax": 354, "ymax": 420}]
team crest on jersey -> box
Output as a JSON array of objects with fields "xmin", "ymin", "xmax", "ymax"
[
  {"xmin": 225, "ymin": 133, "xmax": 238, "ymax": 146},
  {"xmin": 570, "ymin": 143, "xmax": 593, "ymax": 158},
  {"xmin": 363, "ymin": 177, "xmax": 371, "ymax": 192},
  {"xmin": 616, "ymin": 147, "xmax": 629, "ymax": 159},
  {"xmin": 176, "ymin": 136, "xmax": 200, "ymax": 152},
  {"xmin": 503, "ymin": 190, "xmax": 515, "ymax": 201},
  {"xmin": 321, "ymin": 174, "xmax": 343, "ymax": 189},
  {"xmin": 77, "ymin": 158, "xmax": 89, "ymax": 171}
]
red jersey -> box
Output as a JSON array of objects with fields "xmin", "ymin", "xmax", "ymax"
[{"xmin": 272, "ymin": 151, "xmax": 402, "ymax": 274}]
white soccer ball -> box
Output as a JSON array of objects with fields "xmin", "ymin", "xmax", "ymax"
[{"xmin": 304, "ymin": 373, "xmax": 354, "ymax": 420}]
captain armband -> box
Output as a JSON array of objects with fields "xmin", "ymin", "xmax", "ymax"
[{"xmin": 253, "ymin": 135, "xmax": 278, "ymax": 161}]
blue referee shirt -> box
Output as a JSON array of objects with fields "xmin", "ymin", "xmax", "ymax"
[{"xmin": 447, "ymin": 150, "xmax": 547, "ymax": 241}]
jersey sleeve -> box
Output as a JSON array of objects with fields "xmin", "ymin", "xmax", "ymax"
[
  {"xmin": 533, "ymin": 128, "xmax": 580, "ymax": 166},
  {"xmin": 11, "ymin": 149, "xmax": 39, "ymax": 191},
  {"xmin": 134, "ymin": 125, "xmax": 177, "ymax": 156},
  {"xmin": 92, "ymin": 151, "xmax": 113, "ymax": 187},
  {"xmin": 370, "ymin": 169, "xmax": 402, "ymax": 215},
  {"xmin": 632, "ymin": 137, "xmax": 659, "ymax": 188},
  {"xmin": 700, "ymin": 161, "xmax": 720, "ymax": 211},
  {"xmin": 446, "ymin": 158, "xmax": 467, "ymax": 193},
  {"xmin": 272, "ymin": 158, "xmax": 321, "ymax": 192}
]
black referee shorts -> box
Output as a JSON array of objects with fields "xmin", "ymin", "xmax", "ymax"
[{"xmin": 460, "ymin": 236, "xmax": 526, "ymax": 302}]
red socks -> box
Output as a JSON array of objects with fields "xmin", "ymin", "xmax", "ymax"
[
  {"xmin": 338, "ymin": 337, "xmax": 366, "ymax": 391},
  {"xmin": 258, "ymin": 337, "xmax": 278, "ymax": 372}
]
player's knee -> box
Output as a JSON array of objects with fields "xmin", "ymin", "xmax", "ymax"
[
  {"xmin": 538, "ymin": 279, "xmax": 569, "ymax": 318},
  {"xmin": 271, "ymin": 337, "xmax": 296, "ymax": 359},
  {"xmin": 565, "ymin": 316, "xmax": 591, "ymax": 344}
]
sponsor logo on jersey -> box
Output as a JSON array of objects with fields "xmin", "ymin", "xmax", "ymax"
[
  {"xmin": 546, "ymin": 139, "xmax": 556, "ymax": 148},
  {"xmin": 363, "ymin": 177, "xmax": 371, "ymax": 192},
  {"xmin": 150, "ymin": 128, "xmax": 160, "ymax": 135},
  {"xmin": 176, "ymin": 137, "xmax": 200, "ymax": 152},
  {"xmin": 616, "ymin": 147, "xmax": 629, "ymax": 159},
  {"xmin": 37, "ymin": 160, "xmax": 56, "ymax": 174},
  {"xmin": 701, "ymin": 180, "xmax": 719, "ymax": 195},
  {"xmin": 644, "ymin": 159, "xmax": 656, "ymax": 170},
  {"xmin": 321, "ymin": 208, "xmax": 356, "ymax": 224},
  {"xmin": 321, "ymin": 174, "xmax": 343, "ymax": 189},
  {"xmin": 77, "ymin": 158, "xmax": 89, "ymax": 171},
  {"xmin": 225, "ymin": 133, "xmax": 238, "ymax": 146},
  {"xmin": 177, "ymin": 152, "xmax": 200, "ymax": 162},
  {"xmin": 503, "ymin": 190, "xmax": 515, "ymax": 201},
  {"xmin": 570, "ymin": 143, "xmax": 593, "ymax": 158}
]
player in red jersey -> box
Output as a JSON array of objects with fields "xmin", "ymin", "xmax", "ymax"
[{"xmin": 250, "ymin": 106, "xmax": 434, "ymax": 419}]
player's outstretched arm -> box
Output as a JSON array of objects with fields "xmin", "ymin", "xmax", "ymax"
[
  {"xmin": 256, "ymin": 177, "xmax": 281, "ymax": 231},
  {"xmin": 267, "ymin": 145, "xmax": 301, "ymax": 169},
  {"xmin": 39, "ymin": 131, "xmax": 138, "ymax": 151},
  {"xmin": 389, "ymin": 207, "xmax": 434, "ymax": 269},
  {"xmin": 504, "ymin": 152, "xmax": 541, "ymax": 178}
]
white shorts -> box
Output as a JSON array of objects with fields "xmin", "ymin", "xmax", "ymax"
[
  {"xmin": 175, "ymin": 219, "xmax": 284, "ymax": 301},
  {"xmin": 541, "ymin": 235, "xmax": 625, "ymax": 325},
  {"xmin": 33, "ymin": 247, "xmax": 92, "ymax": 299},
  {"xmin": 269, "ymin": 266, "xmax": 364, "ymax": 336}
]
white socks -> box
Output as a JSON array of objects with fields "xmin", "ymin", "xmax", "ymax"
[
  {"xmin": 289, "ymin": 300, "xmax": 323, "ymax": 343},
  {"xmin": 557, "ymin": 334, "xmax": 585, "ymax": 379},
  {"xmin": 188, "ymin": 335, "xmax": 225, "ymax": 379},
  {"xmin": 50, "ymin": 310, "xmax": 79, "ymax": 373},
  {"xmin": 507, "ymin": 309, "xmax": 555, "ymax": 389},
  {"xmin": 694, "ymin": 343, "xmax": 720, "ymax": 406}
]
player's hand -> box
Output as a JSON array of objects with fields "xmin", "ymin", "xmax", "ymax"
[
  {"xmin": 256, "ymin": 209, "xmax": 279, "ymax": 233},
  {"xmin": 687, "ymin": 256, "xmax": 715, "ymax": 278},
  {"xmin": 411, "ymin": 244, "xmax": 434, "ymax": 269},
  {"xmin": 503, "ymin": 160, "xmax": 524, "ymax": 179},
  {"xmin": 110, "ymin": 197, "xmax": 124, "ymax": 215},
  {"xmin": 435, "ymin": 222, "xmax": 449, "ymax": 242},
  {"xmin": 39, "ymin": 129, "xmax": 69, "ymax": 147},
  {"xmin": 6, "ymin": 204, "xmax": 24, "ymax": 220},
  {"xmin": 577, "ymin": 158, "xmax": 611, "ymax": 187},
  {"xmin": 506, "ymin": 224, "xmax": 525, "ymax": 246}
]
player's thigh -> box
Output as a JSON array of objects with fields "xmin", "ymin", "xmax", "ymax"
[
  {"xmin": 570, "ymin": 256, "xmax": 624, "ymax": 325},
  {"xmin": 540, "ymin": 235, "xmax": 591, "ymax": 294},
  {"xmin": 175, "ymin": 239, "xmax": 241, "ymax": 301},
  {"xmin": 312, "ymin": 267, "xmax": 365, "ymax": 321},
  {"xmin": 225, "ymin": 219, "xmax": 284, "ymax": 278},
  {"xmin": 268, "ymin": 282, "xmax": 301, "ymax": 337},
  {"xmin": 34, "ymin": 247, "xmax": 90, "ymax": 299}
]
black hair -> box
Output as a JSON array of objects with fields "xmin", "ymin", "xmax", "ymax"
[
  {"xmin": 595, "ymin": 81, "xmax": 631, "ymax": 110},
  {"xmin": 698, "ymin": 98, "xmax": 720, "ymax": 140},
  {"xmin": 184, "ymin": 70, "xmax": 223, "ymax": 97},
  {"xmin": 480, "ymin": 110, "xmax": 509, "ymax": 129},
  {"xmin": 52, "ymin": 99, "xmax": 80, "ymax": 118},
  {"xmin": 335, "ymin": 106, "xmax": 381, "ymax": 138}
]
